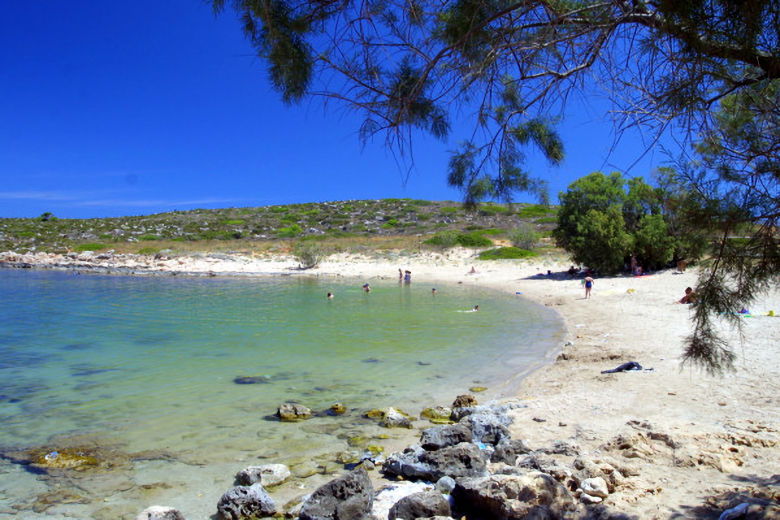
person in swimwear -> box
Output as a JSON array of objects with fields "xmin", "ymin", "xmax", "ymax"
[{"xmin": 584, "ymin": 276, "xmax": 594, "ymax": 299}]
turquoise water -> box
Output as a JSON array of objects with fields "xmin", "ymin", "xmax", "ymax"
[{"xmin": 0, "ymin": 269, "xmax": 562, "ymax": 518}]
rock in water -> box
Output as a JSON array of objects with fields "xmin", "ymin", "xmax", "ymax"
[
  {"xmin": 216, "ymin": 483, "xmax": 276, "ymax": 519},
  {"xmin": 299, "ymin": 467, "xmax": 374, "ymax": 520},
  {"xmin": 452, "ymin": 394, "xmax": 478, "ymax": 409},
  {"xmin": 452, "ymin": 472, "xmax": 576, "ymax": 519},
  {"xmin": 135, "ymin": 506, "xmax": 185, "ymax": 520},
  {"xmin": 388, "ymin": 491, "xmax": 451, "ymax": 520},
  {"xmin": 277, "ymin": 403, "xmax": 312, "ymax": 421},
  {"xmin": 382, "ymin": 407, "xmax": 413, "ymax": 429},
  {"xmin": 235, "ymin": 464, "xmax": 291, "ymax": 487}
]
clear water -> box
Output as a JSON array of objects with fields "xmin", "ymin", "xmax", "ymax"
[{"xmin": 0, "ymin": 269, "xmax": 563, "ymax": 518}]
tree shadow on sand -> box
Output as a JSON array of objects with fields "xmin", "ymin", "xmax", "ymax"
[{"xmin": 667, "ymin": 473, "xmax": 779, "ymax": 518}]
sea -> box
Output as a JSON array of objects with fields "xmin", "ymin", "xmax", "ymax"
[{"xmin": 0, "ymin": 268, "xmax": 563, "ymax": 519}]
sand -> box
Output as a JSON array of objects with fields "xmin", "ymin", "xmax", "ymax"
[{"xmin": 2, "ymin": 248, "xmax": 778, "ymax": 517}]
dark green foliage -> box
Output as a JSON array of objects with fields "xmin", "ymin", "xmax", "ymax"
[
  {"xmin": 478, "ymin": 247, "xmax": 537, "ymax": 260},
  {"xmin": 277, "ymin": 224, "xmax": 302, "ymax": 238},
  {"xmin": 554, "ymin": 172, "xmax": 685, "ymax": 273},
  {"xmin": 75, "ymin": 243, "xmax": 107, "ymax": 252},
  {"xmin": 456, "ymin": 231, "xmax": 492, "ymax": 247},
  {"xmin": 424, "ymin": 231, "xmax": 459, "ymax": 247},
  {"xmin": 509, "ymin": 223, "xmax": 538, "ymax": 250},
  {"xmin": 139, "ymin": 235, "xmax": 160, "ymax": 241}
]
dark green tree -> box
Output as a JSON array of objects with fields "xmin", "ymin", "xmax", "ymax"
[{"xmin": 554, "ymin": 171, "xmax": 676, "ymax": 273}]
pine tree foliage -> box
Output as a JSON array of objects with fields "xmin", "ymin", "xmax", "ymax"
[{"xmin": 211, "ymin": 0, "xmax": 780, "ymax": 372}]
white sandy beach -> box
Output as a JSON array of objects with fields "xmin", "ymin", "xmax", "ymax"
[{"xmin": 1, "ymin": 249, "xmax": 778, "ymax": 518}]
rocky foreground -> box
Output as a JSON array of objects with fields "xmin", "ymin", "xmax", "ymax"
[{"xmin": 128, "ymin": 396, "xmax": 777, "ymax": 520}]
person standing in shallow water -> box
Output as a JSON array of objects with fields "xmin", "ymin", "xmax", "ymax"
[{"xmin": 584, "ymin": 276, "xmax": 594, "ymax": 299}]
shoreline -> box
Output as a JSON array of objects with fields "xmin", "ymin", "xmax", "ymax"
[{"xmin": 1, "ymin": 249, "xmax": 778, "ymax": 517}]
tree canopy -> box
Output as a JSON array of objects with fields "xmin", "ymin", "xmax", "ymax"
[{"xmin": 211, "ymin": 0, "xmax": 779, "ymax": 373}]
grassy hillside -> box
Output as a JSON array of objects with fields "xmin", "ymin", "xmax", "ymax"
[{"xmin": 0, "ymin": 199, "xmax": 558, "ymax": 255}]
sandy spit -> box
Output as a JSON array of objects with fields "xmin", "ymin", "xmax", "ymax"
[{"xmin": 2, "ymin": 249, "xmax": 778, "ymax": 517}]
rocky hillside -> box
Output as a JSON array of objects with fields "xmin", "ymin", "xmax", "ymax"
[{"xmin": 0, "ymin": 199, "xmax": 557, "ymax": 253}]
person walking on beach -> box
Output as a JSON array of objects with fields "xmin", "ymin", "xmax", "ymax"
[
  {"xmin": 584, "ymin": 276, "xmax": 594, "ymax": 299},
  {"xmin": 404, "ymin": 270, "xmax": 411, "ymax": 284}
]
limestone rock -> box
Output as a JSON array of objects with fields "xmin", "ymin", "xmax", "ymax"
[
  {"xmin": 421, "ymin": 406, "xmax": 453, "ymax": 424},
  {"xmin": 490, "ymin": 438, "xmax": 532, "ymax": 464},
  {"xmin": 329, "ymin": 403, "xmax": 347, "ymax": 415},
  {"xmin": 383, "ymin": 407, "xmax": 414, "ymax": 429},
  {"xmin": 435, "ymin": 476, "xmax": 456, "ymax": 494},
  {"xmin": 452, "ymin": 472, "xmax": 576, "ymax": 519},
  {"xmin": 384, "ymin": 443, "xmax": 488, "ymax": 482},
  {"xmin": 451, "ymin": 394, "xmax": 477, "ymax": 409},
  {"xmin": 459, "ymin": 412, "xmax": 511, "ymax": 446},
  {"xmin": 236, "ymin": 464, "xmax": 291, "ymax": 487},
  {"xmin": 580, "ymin": 477, "xmax": 609, "ymax": 499},
  {"xmin": 420, "ymin": 424, "xmax": 473, "ymax": 451},
  {"xmin": 299, "ymin": 467, "xmax": 373, "ymax": 520},
  {"xmin": 278, "ymin": 403, "xmax": 312, "ymax": 422},
  {"xmin": 135, "ymin": 506, "xmax": 185, "ymax": 520},
  {"xmin": 216, "ymin": 483, "xmax": 276, "ymax": 520},
  {"xmin": 388, "ymin": 491, "xmax": 451, "ymax": 520}
]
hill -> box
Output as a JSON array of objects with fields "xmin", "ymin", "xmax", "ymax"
[{"xmin": 0, "ymin": 199, "xmax": 557, "ymax": 255}]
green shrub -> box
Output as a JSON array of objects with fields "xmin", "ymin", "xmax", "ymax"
[
  {"xmin": 277, "ymin": 224, "xmax": 303, "ymax": 238},
  {"xmin": 480, "ymin": 228, "xmax": 505, "ymax": 235},
  {"xmin": 534, "ymin": 217, "xmax": 557, "ymax": 224},
  {"xmin": 139, "ymin": 234, "xmax": 159, "ymax": 241},
  {"xmin": 424, "ymin": 231, "xmax": 459, "ymax": 247},
  {"xmin": 509, "ymin": 223, "xmax": 539, "ymax": 249},
  {"xmin": 479, "ymin": 203, "xmax": 509, "ymax": 216},
  {"xmin": 456, "ymin": 232, "xmax": 493, "ymax": 247},
  {"xmin": 15, "ymin": 231, "xmax": 35, "ymax": 238},
  {"xmin": 137, "ymin": 247, "xmax": 159, "ymax": 255},
  {"xmin": 293, "ymin": 241, "xmax": 327, "ymax": 269},
  {"xmin": 75, "ymin": 243, "xmax": 107, "ymax": 252},
  {"xmin": 381, "ymin": 218, "xmax": 399, "ymax": 229},
  {"xmin": 516, "ymin": 204, "xmax": 555, "ymax": 218},
  {"xmin": 440, "ymin": 207, "xmax": 459, "ymax": 214},
  {"xmin": 478, "ymin": 247, "xmax": 537, "ymax": 260},
  {"xmin": 223, "ymin": 219, "xmax": 244, "ymax": 225}
]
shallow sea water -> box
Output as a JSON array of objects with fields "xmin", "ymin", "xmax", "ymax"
[{"xmin": 0, "ymin": 269, "xmax": 563, "ymax": 519}]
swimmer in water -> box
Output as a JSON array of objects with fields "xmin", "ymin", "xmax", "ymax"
[{"xmin": 327, "ymin": 292, "xmax": 334, "ymax": 299}]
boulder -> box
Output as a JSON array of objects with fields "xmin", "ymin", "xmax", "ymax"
[
  {"xmin": 388, "ymin": 491, "xmax": 451, "ymax": 520},
  {"xmin": 299, "ymin": 467, "xmax": 373, "ymax": 520},
  {"xmin": 384, "ymin": 443, "xmax": 489, "ymax": 482},
  {"xmin": 216, "ymin": 483, "xmax": 276, "ymax": 520},
  {"xmin": 236, "ymin": 464, "xmax": 291, "ymax": 487},
  {"xmin": 452, "ymin": 472, "xmax": 576, "ymax": 520},
  {"xmin": 420, "ymin": 424, "xmax": 473, "ymax": 451},
  {"xmin": 278, "ymin": 403, "xmax": 312, "ymax": 421},
  {"xmin": 449, "ymin": 401, "xmax": 526, "ymax": 422},
  {"xmin": 329, "ymin": 403, "xmax": 347, "ymax": 415},
  {"xmin": 580, "ymin": 477, "xmax": 609, "ymax": 499},
  {"xmin": 383, "ymin": 407, "xmax": 414, "ymax": 429},
  {"xmin": 136, "ymin": 506, "xmax": 185, "ymax": 520},
  {"xmin": 420, "ymin": 406, "xmax": 453, "ymax": 424},
  {"xmin": 435, "ymin": 476, "xmax": 456, "ymax": 494},
  {"xmin": 490, "ymin": 439, "xmax": 532, "ymax": 464},
  {"xmin": 451, "ymin": 394, "xmax": 477, "ymax": 409},
  {"xmin": 459, "ymin": 412, "xmax": 511, "ymax": 445}
]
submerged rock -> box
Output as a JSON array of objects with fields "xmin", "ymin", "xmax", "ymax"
[
  {"xmin": 329, "ymin": 403, "xmax": 347, "ymax": 415},
  {"xmin": 234, "ymin": 375, "xmax": 271, "ymax": 384},
  {"xmin": 299, "ymin": 467, "xmax": 373, "ymax": 520}
]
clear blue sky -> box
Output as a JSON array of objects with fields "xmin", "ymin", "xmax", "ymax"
[{"xmin": 0, "ymin": 1, "xmax": 669, "ymax": 219}]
